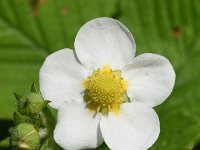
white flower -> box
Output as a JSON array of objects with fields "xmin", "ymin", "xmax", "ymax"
[{"xmin": 39, "ymin": 17, "xmax": 175, "ymax": 150}]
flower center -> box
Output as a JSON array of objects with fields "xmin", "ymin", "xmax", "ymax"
[{"xmin": 83, "ymin": 66, "xmax": 129, "ymax": 115}]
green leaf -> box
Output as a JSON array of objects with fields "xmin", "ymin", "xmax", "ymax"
[
  {"xmin": 119, "ymin": 0, "xmax": 200, "ymax": 149},
  {"xmin": 0, "ymin": 0, "xmax": 116, "ymax": 119},
  {"xmin": 0, "ymin": 0, "xmax": 200, "ymax": 150}
]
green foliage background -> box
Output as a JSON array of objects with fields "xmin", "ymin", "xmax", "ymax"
[{"xmin": 0, "ymin": 0, "xmax": 200, "ymax": 149}]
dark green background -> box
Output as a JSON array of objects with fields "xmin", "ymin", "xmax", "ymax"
[{"xmin": 0, "ymin": 0, "xmax": 200, "ymax": 149}]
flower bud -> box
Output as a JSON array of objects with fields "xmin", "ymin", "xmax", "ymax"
[
  {"xmin": 14, "ymin": 86, "xmax": 49, "ymax": 116},
  {"xmin": 19, "ymin": 92, "xmax": 49, "ymax": 116},
  {"xmin": 10, "ymin": 123, "xmax": 40, "ymax": 149}
]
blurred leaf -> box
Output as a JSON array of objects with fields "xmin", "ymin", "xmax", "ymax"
[
  {"xmin": 0, "ymin": 0, "xmax": 116, "ymax": 119},
  {"xmin": 119, "ymin": 0, "xmax": 200, "ymax": 149},
  {"xmin": 0, "ymin": 137, "xmax": 10, "ymax": 148},
  {"xmin": 0, "ymin": 0, "xmax": 200, "ymax": 150}
]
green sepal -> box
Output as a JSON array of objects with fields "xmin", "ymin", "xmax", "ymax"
[
  {"xmin": 10, "ymin": 123, "xmax": 40, "ymax": 149},
  {"xmin": 39, "ymin": 107, "xmax": 56, "ymax": 137},
  {"xmin": 30, "ymin": 83, "xmax": 38, "ymax": 94},
  {"xmin": 13, "ymin": 112, "xmax": 33, "ymax": 125},
  {"xmin": 112, "ymin": 70, "xmax": 121, "ymax": 78},
  {"xmin": 13, "ymin": 93, "xmax": 22, "ymax": 101},
  {"xmin": 122, "ymin": 93, "xmax": 130, "ymax": 103},
  {"xmin": 0, "ymin": 137, "xmax": 10, "ymax": 148},
  {"xmin": 40, "ymin": 136, "xmax": 62, "ymax": 150},
  {"xmin": 96, "ymin": 142, "xmax": 109, "ymax": 150},
  {"xmin": 44, "ymin": 100, "xmax": 51, "ymax": 105}
]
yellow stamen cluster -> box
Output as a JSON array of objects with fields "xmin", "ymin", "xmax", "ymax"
[{"xmin": 83, "ymin": 66, "xmax": 128, "ymax": 115}]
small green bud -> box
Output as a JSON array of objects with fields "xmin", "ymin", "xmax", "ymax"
[
  {"xmin": 18, "ymin": 93, "xmax": 49, "ymax": 116},
  {"xmin": 15, "ymin": 84, "xmax": 49, "ymax": 116},
  {"xmin": 14, "ymin": 93, "xmax": 22, "ymax": 101},
  {"xmin": 10, "ymin": 123, "xmax": 40, "ymax": 149},
  {"xmin": 26, "ymin": 93, "xmax": 48, "ymax": 115}
]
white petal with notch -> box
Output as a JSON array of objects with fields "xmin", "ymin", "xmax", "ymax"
[
  {"xmin": 100, "ymin": 102, "xmax": 160, "ymax": 150},
  {"xmin": 75, "ymin": 17, "xmax": 136, "ymax": 70}
]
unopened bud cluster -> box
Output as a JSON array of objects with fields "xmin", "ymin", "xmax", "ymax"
[{"xmin": 10, "ymin": 84, "xmax": 52, "ymax": 149}]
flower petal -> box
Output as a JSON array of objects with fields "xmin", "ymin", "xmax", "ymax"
[
  {"xmin": 122, "ymin": 53, "xmax": 175, "ymax": 107},
  {"xmin": 39, "ymin": 49, "xmax": 90, "ymax": 108},
  {"xmin": 100, "ymin": 102, "xmax": 160, "ymax": 150},
  {"xmin": 54, "ymin": 101, "xmax": 103, "ymax": 150},
  {"xmin": 74, "ymin": 17, "xmax": 136, "ymax": 70}
]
